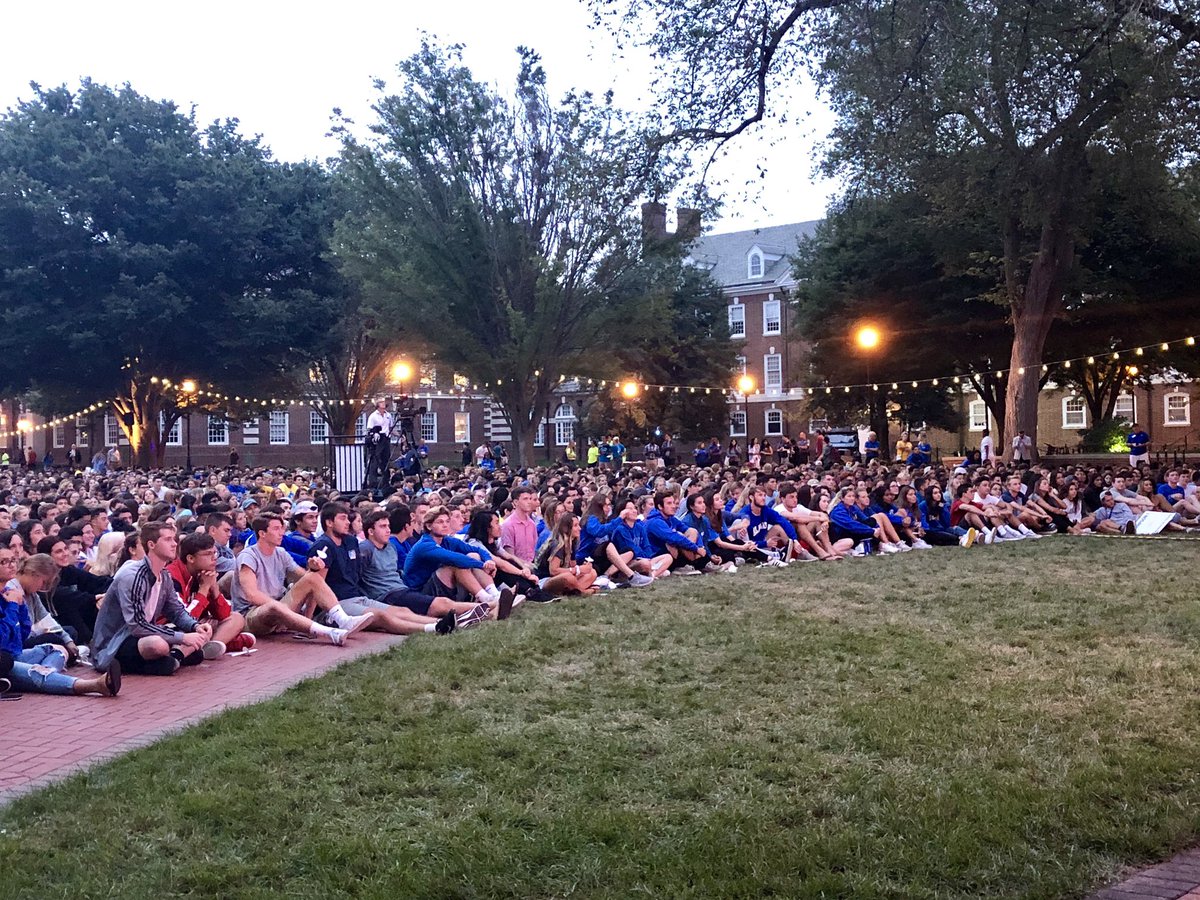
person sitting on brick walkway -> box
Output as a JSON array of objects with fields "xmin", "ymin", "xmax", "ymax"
[
  {"xmin": 163, "ymin": 531, "xmax": 255, "ymax": 659},
  {"xmin": 1, "ymin": 551, "xmax": 120, "ymax": 696},
  {"xmin": 230, "ymin": 513, "xmax": 374, "ymax": 646},
  {"xmin": 90, "ymin": 522, "xmax": 212, "ymax": 676}
]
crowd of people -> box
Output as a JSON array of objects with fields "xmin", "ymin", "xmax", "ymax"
[{"xmin": 1, "ymin": 429, "xmax": 1196, "ymax": 700}]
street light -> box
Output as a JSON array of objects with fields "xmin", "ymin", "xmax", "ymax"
[
  {"xmin": 621, "ymin": 381, "xmax": 640, "ymax": 399},
  {"xmin": 391, "ymin": 360, "xmax": 413, "ymax": 389},
  {"xmin": 181, "ymin": 378, "xmax": 198, "ymax": 473},
  {"xmin": 855, "ymin": 324, "xmax": 882, "ymax": 351},
  {"xmin": 736, "ymin": 374, "xmax": 755, "ymax": 395}
]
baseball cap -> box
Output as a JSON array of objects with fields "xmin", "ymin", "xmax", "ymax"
[{"xmin": 293, "ymin": 500, "xmax": 319, "ymax": 515}]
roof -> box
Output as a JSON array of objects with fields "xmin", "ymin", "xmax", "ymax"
[{"xmin": 687, "ymin": 220, "xmax": 822, "ymax": 291}]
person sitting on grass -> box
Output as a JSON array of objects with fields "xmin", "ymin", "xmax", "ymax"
[
  {"xmin": 402, "ymin": 506, "xmax": 514, "ymax": 618},
  {"xmin": 609, "ymin": 497, "xmax": 670, "ymax": 580},
  {"xmin": 828, "ymin": 488, "xmax": 886, "ymax": 555},
  {"xmin": 90, "ymin": 523, "xmax": 216, "ymax": 675},
  {"xmin": 310, "ymin": 503, "xmax": 468, "ymax": 634},
  {"xmin": 1076, "ymin": 489, "xmax": 1137, "ymax": 535},
  {"xmin": 1155, "ymin": 469, "xmax": 1200, "ymax": 521},
  {"xmin": 732, "ymin": 486, "xmax": 806, "ymax": 564},
  {"xmin": 676, "ymin": 493, "xmax": 740, "ymax": 572},
  {"xmin": 466, "ymin": 508, "xmax": 557, "ymax": 600},
  {"xmin": 919, "ymin": 485, "xmax": 977, "ymax": 548},
  {"xmin": 700, "ymin": 489, "xmax": 771, "ymax": 564},
  {"xmin": 230, "ymin": 513, "xmax": 374, "ymax": 646},
  {"xmin": 534, "ymin": 513, "xmax": 598, "ymax": 596},
  {"xmin": 645, "ymin": 490, "xmax": 710, "ymax": 573},
  {"xmin": 774, "ymin": 483, "xmax": 853, "ymax": 560},
  {"xmin": 893, "ymin": 486, "xmax": 935, "ymax": 549},
  {"xmin": 855, "ymin": 489, "xmax": 910, "ymax": 553},
  {"xmin": 1, "ymin": 552, "xmax": 120, "ymax": 697},
  {"xmin": 576, "ymin": 491, "xmax": 641, "ymax": 583},
  {"xmin": 999, "ymin": 475, "xmax": 1049, "ymax": 537},
  {"xmin": 163, "ymin": 532, "xmax": 255, "ymax": 658}
]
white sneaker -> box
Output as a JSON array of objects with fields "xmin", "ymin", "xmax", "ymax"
[
  {"xmin": 911, "ymin": 539, "xmax": 933, "ymax": 550},
  {"xmin": 721, "ymin": 562, "xmax": 738, "ymax": 574},
  {"xmin": 894, "ymin": 542, "xmax": 912, "ymax": 552},
  {"xmin": 343, "ymin": 612, "xmax": 374, "ymax": 635},
  {"xmin": 849, "ymin": 544, "xmax": 869, "ymax": 557},
  {"xmin": 960, "ymin": 528, "xmax": 978, "ymax": 549},
  {"xmin": 982, "ymin": 528, "xmax": 996, "ymax": 545},
  {"xmin": 629, "ymin": 573, "xmax": 654, "ymax": 587},
  {"xmin": 201, "ymin": 640, "xmax": 227, "ymax": 660},
  {"xmin": 327, "ymin": 628, "xmax": 350, "ymax": 646},
  {"xmin": 1021, "ymin": 529, "xmax": 1042, "ymax": 540},
  {"xmin": 592, "ymin": 576, "xmax": 614, "ymax": 589},
  {"xmin": 880, "ymin": 542, "xmax": 900, "ymax": 554}
]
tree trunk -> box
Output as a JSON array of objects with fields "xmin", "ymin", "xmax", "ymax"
[{"xmin": 111, "ymin": 378, "xmax": 164, "ymax": 469}]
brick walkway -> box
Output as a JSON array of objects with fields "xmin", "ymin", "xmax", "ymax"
[
  {"xmin": 1089, "ymin": 848, "xmax": 1200, "ymax": 899},
  {"xmin": 0, "ymin": 631, "xmax": 405, "ymax": 806}
]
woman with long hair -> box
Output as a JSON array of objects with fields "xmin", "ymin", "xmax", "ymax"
[
  {"xmin": 465, "ymin": 509, "xmax": 541, "ymax": 598},
  {"xmin": 1, "ymin": 554, "xmax": 120, "ymax": 697},
  {"xmin": 88, "ymin": 532, "xmax": 127, "ymax": 577},
  {"xmin": 534, "ymin": 514, "xmax": 598, "ymax": 596}
]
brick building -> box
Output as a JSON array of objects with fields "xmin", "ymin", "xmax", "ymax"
[{"xmin": 685, "ymin": 220, "xmax": 821, "ymax": 440}]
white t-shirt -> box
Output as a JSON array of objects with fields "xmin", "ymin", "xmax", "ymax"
[
  {"xmin": 367, "ymin": 410, "xmax": 393, "ymax": 434},
  {"xmin": 980, "ymin": 435, "xmax": 993, "ymax": 461}
]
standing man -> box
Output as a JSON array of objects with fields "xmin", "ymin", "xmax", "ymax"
[
  {"xmin": 365, "ymin": 399, "xmax": 394, "ymax": 490},
  {"xmin": 979, "ymin": 428, "xmax": 994, "ymax": 464},
  {"xmin": 1011, "ymin": 429, "xmax": 1032, "ymax": 464},
  {"xmin": 1127, "ymin": 422, "xmax": 1150, "ymax": 469}
]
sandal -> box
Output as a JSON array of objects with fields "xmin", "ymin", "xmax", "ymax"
[{"xmin": 104, "ymin": 659, "xmax": 122, "ymax": 697}]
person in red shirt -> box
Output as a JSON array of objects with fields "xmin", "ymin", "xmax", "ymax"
[{"xmin": 161, "ymin": 531, "xmax": 255, "ymax": 657}]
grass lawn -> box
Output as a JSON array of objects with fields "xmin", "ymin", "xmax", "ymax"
[{"xmin": 4, "ymin": 537, "xmax": 1200, "ymax": 898}]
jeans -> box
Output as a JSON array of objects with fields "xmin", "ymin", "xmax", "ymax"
[{"xmin": 10, "ymin": 644, "xmax": 76, "ymax": 695}]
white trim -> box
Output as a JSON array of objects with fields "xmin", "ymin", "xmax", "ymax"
[
  {"xmin": 454, "ymin": 411, "xmax": 471, "ymax": 444},
  {"xmin": 730, "ymin": 409, "xmax": 747, "ymax": 437},
  {"xmin": 1061, "ymin": 396, "xmax": 1087, "ymax": 430},
  {"xmin": 764, "ymin": 353, "xmax": 783, "ymax": 392},
  {"xmin": 765, "ymin": 408, "xmax": 783, "ymax": 436},
  {"xmin": 309, "ymin": 411, "xmax": 328, "ymax": 445},
  {"xmin": 206, "ymin": 415, "xmax": 229, "ymax": 446},
  {"xmin": 727, "ymin": 302, "xmax": 746, "ymax": 339},
  {"xmin": 52, "ymin": 424, "xmax": 65, "ymax": 449},
  {"xmin": 242, "ymin": 418, "xmax": 260, "ymax": 446},
  {"xmin": 968, "ymin": 399, "xmax": 988, "ymax": 432},
  {"xmin": 269, "ymin": 411, "xmax": 290, "ymax": 445},
  {"xmin": 762, "ymin": 297, "xmax": 781, "ymax": 336},
  {"xmin": 1114, "ymin": 392, "xmax": 1136, "ymax": 422},
  {"xmin": 420, "ymin": 412, "xmax": 438, "ymax": 443},
  {"xmin": 534, "ymin": 419, "xmax": 545, "ymax": 447},
  {"xmin": 747, "ymin": 250, "xmax": 764, "ymax": 279},
  {"xmin": 1165, "ymin": 391, "xmax": 1191, "ymax": 427}
]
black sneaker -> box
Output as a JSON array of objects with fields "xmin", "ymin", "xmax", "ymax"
[
  {"xmin": 497, "ymin": 587, "xmax": 515, "ymax": 620},
  {"xmin": 526, "ymin": 589, "xmax": 557, "ymax": 603},
  {"xmin": 435, "ymin": 611, "xmax": 457, "ymax": 635},
  {"xmin": 1124, "ymin": 521, "xmax": 1136, "ymax": 535}
]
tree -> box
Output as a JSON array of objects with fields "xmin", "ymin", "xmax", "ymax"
[
  {"xmin": 334, "ymin": 43, "xmax": 674, "ymax": 465},
  {"xmin": 599, "ymin": 0, "xmax": 1200, "ymax": 460},
  {"xmin": 579, "ymin": 257, "xmax": 737, "ymax": 443},
  {"xmin": 0, "ymin": 81, "xmax": 337, "ymax": 465}
]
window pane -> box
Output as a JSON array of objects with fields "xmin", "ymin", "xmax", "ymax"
[
  {"xmin": 764, "ymin": 354, "xmax": 783, "ymax": 389},
  {"xmin": 310, "ymin": 412, "xmax": 328, "ymax": 445},
  {"xmin": 420, "ymin": 413, "xmax": 438, "ymax": 443},
  {"xmin": 454, "ymin": 412, "xmax": 470, "ymax": 443},
  {"xmin": 728, "ymin": 305, "xmax": 745, "ymax": 338},
  {"xmin": 968, "ymin": 401, "xmax": 987, "ymax": 431},
  {"xmin": 730, "ymin": 411, "xmax": 746, "ymax": 437},
  {"xmin": 763, "ymin": 299, "xmax": 781, "ymax": 335},
  {"xmin": 765, "ymin": 410, "xmax": 783, "ymax": 435},
  {"xmin": 207, "ymin": 415, "xmax": 229, "ymax": 446},
  {"xmin": 269, "ymin": 411, "xmax": 290, "ymax": 445}
]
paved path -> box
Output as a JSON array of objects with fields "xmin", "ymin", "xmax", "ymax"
[
  {"xmin": 0, "ymin": 632, "xmax": 405, "ymax": 806},
  {"xmin": 1089, "ymin": 848, "xmax": 1200, "ymax": 899}
]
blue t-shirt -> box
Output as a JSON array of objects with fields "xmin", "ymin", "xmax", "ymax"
[
  {"xmin": 1158, "ymin": 482, "xmax": 1185, "ymax": 505},
  {"xmin": 1128, "ymin": 431, "xmax": 1150, "ymax": 454},
  {"xmin": 308, "ymin": 535, "xmax": 364, "ymax": 602}
]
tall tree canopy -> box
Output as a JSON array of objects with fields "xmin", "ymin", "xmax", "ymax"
[
  {"xmin": 334, "ymin": 43, "xmax": 675, "ymax": 464},
  {"xmin": 599, "ymin": 0, "xmax": 1200, "ymax": 459},
  {"xmin": 0, "ymin": 80, "xmax": 340, "ymax": 465}
]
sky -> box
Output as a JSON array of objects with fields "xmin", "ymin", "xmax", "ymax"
[{"xmin": 0, "ymin": 0, "xmax": 839, "ymax": 232}]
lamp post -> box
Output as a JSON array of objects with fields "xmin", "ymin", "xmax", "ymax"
[
  {"xmin": 391, "ymin": 360, "xmax": 413, "ymax": 397},
  {"xmin": 854, "ymin": 323, "xmax": 885, "ymax": 450},
  {"xmin": 181, "ymin": 379, "xmax": 197, "ymax": 473}
]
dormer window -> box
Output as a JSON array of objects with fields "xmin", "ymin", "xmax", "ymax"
[{"xmin": 748, "ymin": 250, "xmax": 764, "ymax": 278}]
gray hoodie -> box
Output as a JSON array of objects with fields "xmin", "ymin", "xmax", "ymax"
[{"xmin": 90, "ymin": 558, "xmax": 197, "ymax": 672}]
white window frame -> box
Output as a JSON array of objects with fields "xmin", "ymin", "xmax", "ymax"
[
  {"xmin": 310, "ymin": 412, "xmax": 328, "ymax": 445},
  {"xmin": 765, "ymin": 409, "xmax": 784, "ymax": 436},
  {"xmin": 52, "ymin": 424, "xmax": 65, "ymax": 449},
  {"xmin": 748, "ymin": 250, "xmax": 764, "ymax": 279},
  {"xmin": 158, "ymin": 412, "xmax": 182, "ymax": 447},
  {"xmin": 420, "ymin": 412, "xmax": 438, "ymax": 444},
  {"xmin": 554, "ymin": 403, "xmax": 575, "ymax": 446},
  {"xmin": 104, "ymin": 414, "xmax": 129, "ymax": 447},
  {"xmin": 454, "ymin": 411, "xmax": 471, "ymax": 444},
  {"xmin": 735, "ymin": 355, "xmax": 747, "ymax": 376},
  {"xmin": 968, "ymin": 400, "xmax": 988, "ymax": 432},
  {"xmin": 1114, "ymin": 392, "xmax": 1136, "ymax": 422},
  {"xmin": 207, "ymin": 415, "xmax": 229, "ymax": 446},
  {"xmin": 534, "ymin": 419, "xmax": 545, "ymax": 447},
  {"xmin": 728, "ymin": 303, "xmax": 746, "ymax": 339},
  {"xmin": 269, "ymin": 411, "xmax": 290, "ymax": 445},
  {"xmin": 242, "ymin": 417, "xmax": 260, "ymax": 445},
  {"xmin": 730, "ymin": 409, "xmax": 747, "ymax": 438},
  {"xmin": 762, "ymin": 297, "xmax": 781, "ymax": 336},
  {"xmin": 354, "ymin": 413, "xmax": 367, "ymax": 440},
  {"xmin": 764, "ymin": 353, "xmax": 783, "ymax": 392},
  {"xmin": 1061, "ymin": 396, "xmax": 1087, "ymax": 430},
  {"xmin": 1165, "ymin": 392, "xmax": 1191, "ymax": 427}
]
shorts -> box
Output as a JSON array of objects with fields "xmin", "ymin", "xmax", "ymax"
[
  {"xmin": 113, "ymin": 634, "xmax": 180, "ymax": 676},
  {"xmin": 422, "ymin": 572, "xmax": 473, "ymax": 604},
  {"xmin": 317, "ymin": 596, "xmax": 393, "ymax": 625},
  {"xmin": 1130, "ymin": 453, "xmax": 1148, "ymax": 467},
  {"xmin": 243, "ymin": 603, "xmax": 292, "ymax": 637},
  {"xmin": 379, "ymin": 588, "xmax": 435, "ymax": 616}
]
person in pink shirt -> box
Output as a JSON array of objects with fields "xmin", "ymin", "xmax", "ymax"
[{"xmin": 499, "ymin": 487, "xmax": 539, "ymax": 565}]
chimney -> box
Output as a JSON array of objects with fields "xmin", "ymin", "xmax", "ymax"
[
  {"xmin": 676, "ymin": 207, "xmax": 701, "ymax": 243},
  {"xmin": 641, "ymin": 201, "xmax": 668, "ymax": 246}
]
